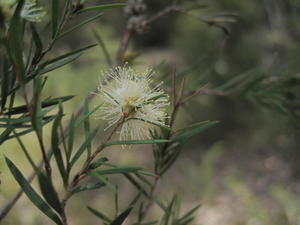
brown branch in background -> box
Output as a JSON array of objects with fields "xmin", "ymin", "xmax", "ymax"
[
  {"xmin": 116, "ymin": 27, "xmax": 133, "ymax": 66},
  {"xmin": 143, "ymin": 4, "xmax": 180, "ymax": 26}
]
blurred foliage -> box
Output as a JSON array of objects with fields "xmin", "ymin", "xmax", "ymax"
[{"xmin": 1, "ymin": 0, "xmax": 300, "ymax": 225}]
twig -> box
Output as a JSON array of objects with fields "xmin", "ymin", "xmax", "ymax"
[
  {"xmin": 61, "ymin": 117, "xmax": 125, "ymax": 206},
  {"xmin": 116, "ymin": 26, "xmax": 133, "ymax": 66},
  {"xmin": 143, "ymin": 4, "xmax": 180, "ymax": 26}
]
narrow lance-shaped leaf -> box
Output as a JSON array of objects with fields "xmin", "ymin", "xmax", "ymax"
[
  {"xmin": 129, "ymin": 191, "xmax": 142, "ymax": 207},
  {"xmin": 110, "ymin": 207, "xmax": 133, "ymax": 225},
  {"xmin": 87, "ymin": 206, "xmax": 112, "ymax": 223},
  {"xmin": 58, "ymin": 13, "xmax": 103, "ymax": 38},
  {"xmin": 124, "ymin": 174, "xmax": 149, "ymax": 198},
  {"xmin": 104, "ymin": 139, "xmax": 170, "ymax": 147},
  {"xmin": 1, "ymin": 115, "xmax": 56, "ymax": 143},
  {"xmin": 172, "ymin": 121, "xmax": 219, "ymax": 143},
  {"xmin": 1, "ymin": 58, "xmax": 9, "ymax": 111},
  {"xmin": 57, "ymin": 0, "xmax": 72, "ymax": 35},
  {"xmin": 37, "ymin": 172, "xmax": 63, "ymax": 215},
  {"xmin": 92, "ymin": 166, "xmax": 143, "ymax": 175},
  {"xmin": 32, "ymin": 76, "xmax": 43, "ymax": 136},
  {"xmin": 88, "ymin": 157, "xmax": 109, "ymax": 170},
  {"xmin": 138, "ymin": 202, "xmax": 145, "ymax": 222},
  {"xmin": 70, "ymin": 128, "xmax": 99, "ymax": 167},
  {"xmin": 176, "ymin": 204, "xmax": 201, "ymax": 224},
  {"xmin": 161, "ymin": 195, "xmax": 176, "ymax": 225},
  {"xmin": 8, "ymin": 0, "xmax": 25, "ymax": 84},
  {"xmin": 160, "ymin": 147, "xmax": 181, "ymax": 175},
  {"xmin": 79, "ymin": 3, "xmax": 127, "ymax": 13},
  {"xmin": 5, "ymin": 157, "xmax": 63, "ymax": 225},
  {"xmin": 51, "ymin": 104, "xmax": 67, "ymax": 184},
  {"xmin": 83, "ymin": 97, "xmax": 91, "ymax": 157},
  {"xmin": 52, "ymin": 0, "xmax": 59, "ymax": 38},
  {"xmin": 39, "ymin": 53, "xmax": 82, "ymax": 75},
  {"xmin": 67, "ymin": 113, "xmax": 75, "ymax": 161},
  {"xmin": 91, "ymin": 173, "xmax": 117, "ymax": 192},
  {"xmin": 30, "ymin": 23, "xmax": 43, "ymax": 61},
  {"xmin": 5, "ymin": 95, "xmax": 74, "ymax": 115},
  {"xmin": 47, "ymin": 44, "xmax": 97, "ymax": 65},
  {"xmin": 71, "ymin": 182, "xmax": 106, "ymax": 194},
  {"xmin": 93, "ymin": 30, "xmax": 113, "ymax": 66}
]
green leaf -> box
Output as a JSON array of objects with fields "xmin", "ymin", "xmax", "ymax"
[
  {"xmin": 176, "ymin": 204, "xmax": 201, "ymax": 224},
  {"xmin": 138, "ymin": 202, "xmax": 145, "ymax": 222},
  {"xmin": 91, "ymin": 173, "xmax": 117, "ymax": 192},
  {"xmin": 92, "ymin": 166, "xmax": 143, "ymax": 175},
  {"xmin": 153, "ymin": 198, "xmax": 167, "ymax": 212},
  {"xmin": 131, "ymin": 221, "xmax": 157, "ymax": 225},
  {"xmin": 217, "ymin": 68, "xmax": 261, "ymax": 91},
  {"xmin": 0, "ymin": 115, "xmax": 35, "ymax": 124},
  {"xmin": 104, "ymin": 139, "xmax": 170, "ymax": 147},
  {"xmin": 0, "ymin": 111, "xmax": 55, "ymax": 126},
  {"xmin": 87, "ymin": 206, "xmax": 112, "ymax": 223},
  {"xmin": 8, "ymin": 0, "xmax": 25, "ymax": 84},
  {"xmin": 71, "ymin": 182, "xmax": 105, "ymax": 194},
  {"xmin": 52, "ymin": 0, "xmax": 59, "ymax": 37},
  {"xmin": 5, "ymin": 95, "xmax": 74, "ymax": 115},
  {"xmin": 83, "ymin": 97, "xmax": 91, "ymax": 157},
  {"xmin": 54, "ymin": 0, "xmax": 72, "ymax": 38},
  {"xmin": 39, "ymin": 53, "xmax": 82, "ymax": 75},
  {"xmin": 136, "ymin": 170, "xmax": 157, "ymax": 177},
  {"xmin": 93, "ymin": 30, "xmax": 112, "ymax": 66},
  {"xmin": 161, "ymin": 195, "xmax": 176, "ymax": 225},
  {"xmin": 65, "ymin": 104, "xmax": 102, "ymax": 159},
  {"xmin": 127, "ymin": 118, "xmax": 171, "ymax": 131},
  {"xmin": 47, "ymin": 44, "xmax": 97, "ymax": 65},
  {"xmin": 160, "ymin": 147, "xmax": 181, "ymax": 175},
  {"xmin": 58, "ymin": 13, "xmax": 103, "ymax": 38},
  {"xmin": 110, "ymin": 207, "xmax": 133, "ymax": 225},
  {"xmin": 129, "ymin": 191, "xmax": 142, "ymax": 207},
  {"xmin": 37, "ymin": 172, "xmax": 63, "ymax": 215},
  {"xmin": 67, "ymin": 114, "xmax": 75, "ymax": 161},
  {"xmin": 74, "ymin": 104, "xmax": 102, "ymax": 127},
  {"xmin": 70, "ymin": 128, "xmax": 99, "ymax": 167},
  {"xmin": 134, "ymin": 173, "xmax": 152, "ymax": 187},
  {"xmin": 5, "ymin": 157, "xmax": 63, "ymax": 225},
  {"xmin": 32, "ymin": 76, "xmax": 43, "ymax": 135},
  {"xmin": 79, "ymin": 3, "xmax": 127, "ymax": 13},
  {"xmin": 51, "ymin": 104, "xmax": 67, "ymax": 184},
  {"xmin": 88, "ymin": 157, "xmax": 109, "ymax": 170},
  {"xmin": 30, "ymin": 23, "xmax": 43, "ymax": 59},
  {"xmin": 1, "ymin": 115, "xmax": 55, "ymax": 143},
  {"xmin": 172, "ymin": 121, "xmax": 219, "ymax": 143},
  {"xmin": 124, "ymin": 174, "xmax": 149, "ymax": 198},
  {"xmin": 1, "ymin": 58, "xmax": 9, "ymax": 111}
]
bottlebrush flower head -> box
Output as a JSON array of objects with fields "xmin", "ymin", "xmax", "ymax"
[{"xmin": 96, "ymin": 65, "xmax": 169, "ymax": 141}]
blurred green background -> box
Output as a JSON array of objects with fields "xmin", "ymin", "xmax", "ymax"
[{"xmin": 1, "ymin": 0, "xmax": 300, "ymax": 224}]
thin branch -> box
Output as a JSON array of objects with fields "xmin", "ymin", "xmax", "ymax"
[
  {"xmin": 116, "ymin": 26, "xmax": 133, "ymax": 66},
  {"xmin": 143, "ymin": 4, "xmax": 181, "ymax": 26},
  {"xmin": 61, "ymin": 117, "xmax": 125, "ymax": 207}
]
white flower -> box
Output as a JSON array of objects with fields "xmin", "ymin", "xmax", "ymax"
[
  {"xmin": 97, "ymin": 66, "xmax": 169, "ymax": 141},
  {"xmin": 21, "ymin": 0, "xmax": 46, "ymax": 22},
  {"xmin": 1, "ymin": 0, "xmax": 46, "ymax": 23}
]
